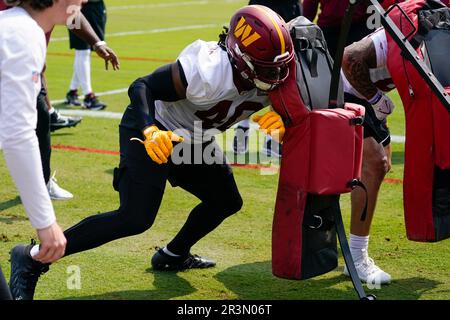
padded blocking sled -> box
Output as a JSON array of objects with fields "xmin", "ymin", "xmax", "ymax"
[
  {"xmin": 270, "ymin": 17, "xmax": 365, "ymax": 282},
  {"xmin": 270, "ymin": 70, "xmax": 365, "ymax": 280},
  {"xmin": 385, "ymin": 0, "xmax": 450, "ymax": 241}
]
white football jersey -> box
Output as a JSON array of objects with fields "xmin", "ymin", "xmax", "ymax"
[
  {"xmin": 155, "ymin": 40, "xmax": 270, "ymax": 142},
  {"xmin": 0, "ymin": 7, "xmax": 56, "ymax": 230},
  {"xmin": 342, "ymin": 28, "xmax": 395, "ymax": 100}
]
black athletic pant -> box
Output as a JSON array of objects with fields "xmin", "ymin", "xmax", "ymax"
[
  {"xmin": 0, "ymin": 265, "xmax": 12, "ymax": 300},
  {"xmin": 69, "ymin": 1, "xmax": 107, "ymax": 50},
  {"xmin": 63, "ymin": 126, "xmax": 243, "ymax": 257},
  {"xmin": 36, "ymin": 88, "xmax": 51, "ymax": 184}
]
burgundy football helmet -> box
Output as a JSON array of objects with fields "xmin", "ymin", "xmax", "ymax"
[{"xmin": 226, "ymin": 5, "xmax": 294, "ymax": 91}]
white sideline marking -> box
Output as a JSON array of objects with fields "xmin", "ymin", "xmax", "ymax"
[
  {"xmin": 107, "ymin": 0, "xmax": 242, "ymax": 10},
  {"xmin": 108, "ymin": 1, "xmax": 209, "ymax": 11},
  {"xmin": 51, "ymin": 24, "xmax": 220, "ymax": 42},
  {"xmin": 58, "ymin": 109, "xmax": 123, "ymax": 119},
  {"xmin": 51, "ymin": 88, "xmax": 128, "ymax": 105},
  {"xmin": 391, "ymin": 135, "xmax": 405, "ymax": 143}
]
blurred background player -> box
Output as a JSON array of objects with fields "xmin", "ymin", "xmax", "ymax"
[
  {"xmin": 45, "ymin": 11, "xmax": 119, "ymax": 199},
  {"xmin": 233, "ymin": 0, "xmax": 302, "ymax": 157},
  {"xmin": 303, "ymin": 0, "xmax": 398, "ymax": 57},
  {"xmin": 65, "ymin": 0, "xmax": 110, "ymax": 110},
  {"xmin": 1, "ymin": 1, "xmax": 119, "ymax": 201}
]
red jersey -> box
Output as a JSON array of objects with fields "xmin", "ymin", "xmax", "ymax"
[{"xmin": 303, "ymin": 0, "xmax": 404, "ymax": 28}]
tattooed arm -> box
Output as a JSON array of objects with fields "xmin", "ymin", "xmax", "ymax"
[{"xmin": 342, "ymin": 37, "xmax": 378, "ymax": 100}]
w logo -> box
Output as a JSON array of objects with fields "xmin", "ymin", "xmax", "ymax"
[{"xmin": 234, "ymin": 17, "xmax": 261, "ymax": 47}]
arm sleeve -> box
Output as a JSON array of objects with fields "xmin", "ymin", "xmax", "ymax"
[
  {"xmin": 127, "ymin": 60, "xmax": 187, "ymax": 131},
  {"xmin": 303, "ymin": 0, "xmax": 320, "ymax": 22},
  {"xmin": 3, "ymin": 137, "xmax": 56, "ymax": 230},
  {"xmin": 0, "ymin": 30, "xmax": 55, "ymax": 230}
]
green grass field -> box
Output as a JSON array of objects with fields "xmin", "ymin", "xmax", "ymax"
[{"xmin": 0, "ymin": 0, "xmax": 448, "ymax": 300}]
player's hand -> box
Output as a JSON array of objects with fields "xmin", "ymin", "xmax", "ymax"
[
  {"xmin": 252, "ymin": 111, "xmax": 285, "ymax": 143},
  {"xmin": 94, "ymin": 44, "xmax": 120, "ymax": 71},
  {"xmin": 34, "ymin": 223, "xmax": 67, "ymax": 264},
  {"xmin": 130, "ymin": 125, "xmax": 184, "ymax": 164},
  {"xmin": 370, "ymin": 92, "xmax": 395, "ymax": 121}
]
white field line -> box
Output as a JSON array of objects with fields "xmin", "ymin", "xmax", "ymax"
[
  {"xmin": 107, "ymin": 1, "xmax": 209, "ymax": 11},
  {"xmin": 52, "ymin": 89, "xmax": 407, "ymax": 143},
  {"xmin": 107, "ymin": 0, "xmax": 243, "ymax": 10},
  {"xmin": 51, "ymin": 24, "xmax": 220, "ymax": 42},
  {"xmin": 51, "ymin": 88, "xmax": 128, "ymax": 105}
]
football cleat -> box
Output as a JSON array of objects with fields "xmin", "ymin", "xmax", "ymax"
[
  {"xmin": 47, "ymin": 172, "xmax": 73, "ymax": 200},
  {"xmin": 84, "ymin": 93, "xmax": 107, "ymax": 111},
  {"xmin": 343, "ymin": 250, "xmax": 391, "ymax": 285},
  {"xmin": 65, "ymin": 90, "xmax": 82, "ymax": 106},
  {"xmin": 50, "ymin": 109, "xmax": 82, "ymax": 132},
  {"xmin": 151, "ymin": 248, "xmax": 216, "ymax": 271},
  {"xmin": 9, "ymin": 243, "xmax": 49, "ymax": 300}
]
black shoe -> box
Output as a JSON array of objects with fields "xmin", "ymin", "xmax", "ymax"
[
  {"xmin": 65, "ymin": 90, "xmax": 82, "ymax": 106},
  {"xmin": 151, "ymin": 248, "xmax": 216, "ymax": 271},
  {"xmin": 50, "ymin": 109, "xmax": 82, "ymax": 132},
  {"xmin": 233, "ymin": 126, "xmax": 249, "ymax": 155},
  {"xmin": 84, "ymin": 93, "xmax": 107, "ymax": 111},
  {"xmin": 9, "ymin": 243, "xmax": 49, "ymax": 300}
]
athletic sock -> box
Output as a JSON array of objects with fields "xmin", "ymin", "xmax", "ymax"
[
  {"xmin": 29, "ymin": 245, "xmax": 40, "ymax": 258},
  {"xmin": 349, "ymin": 234, "xmax": 369, "ymax": 262},
  {"xmin": 71, "ymin": 49, "xmax": 92, "ymax": 95}
]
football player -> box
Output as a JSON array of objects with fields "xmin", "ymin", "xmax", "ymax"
[
  {"xmin": 341, "ymin": 0, "xmax": 450, "ymax": 285},
  {"xmin": 65, "ymin": 0, "xmax": 110, "ymax": 110},
  {"xmin": 9, "ymin": 5, "xmax": 292, "ymax": 299},
  {"xmin": 341, "ymin": 28, "xmax": 395, "ymax": 285},
  {"xmin": 1, "ymin": 0, "xmax": 90, "ymax": 300},
  {"xmin": 233, "ymin": 0, "xmax": 302, "ymax": 157}
]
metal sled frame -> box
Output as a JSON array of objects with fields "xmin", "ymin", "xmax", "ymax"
[{"xmin": 330, "ymin": 0, "xmax": 450, "ymax": 111}]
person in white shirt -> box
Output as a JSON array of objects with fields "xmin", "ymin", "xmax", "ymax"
[
  {"xmin": 9, "ymin": 5, "xmax": 291, "ymax": 299},
  {"xmin": 341, "ymin": 28, "xmax": 395, "ymax": 285},
  {"xmin": 0, "ymin": 0, "xmax": 87, "ymax": 300}
]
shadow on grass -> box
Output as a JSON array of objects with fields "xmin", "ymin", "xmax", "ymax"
[
  {"xmin": 62, "ymin": 268, "xmax": 196, "ymax": 300},
  {"xmin": 60, "ymin": 261, "xmax": 441, "ymax": 300},
  {"xmin": 214, "ymin": 261, "xmax": 442, "ymax": 300},
  {"xmin": 105, "ymin": 168, "xmax": 115, "ymax": 176},
  {"xmin": 0, "ymin": 196, "xmax": 22, "ymax": 213}
]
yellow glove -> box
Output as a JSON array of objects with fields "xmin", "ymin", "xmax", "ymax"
[
  {"xmin": 130, "ymin": 125, "xmax": 184, "ymax": 164},
  {"xmin": 252, "ymin": 111, "xmax": 285, "ymax": 143}
]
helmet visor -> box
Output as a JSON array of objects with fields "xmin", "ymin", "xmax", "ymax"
[{"xmin": 254, "ymin": 64, "xmax": 289, "ymax": 84}]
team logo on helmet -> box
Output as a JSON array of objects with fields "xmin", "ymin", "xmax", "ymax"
[
  {"xmin": 226, "ymin": 5, "xmax": 294, "ymax": 91},
  {"xmin": 234, "ymin": 17, "xmax": 261, "ymax": 47}
]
